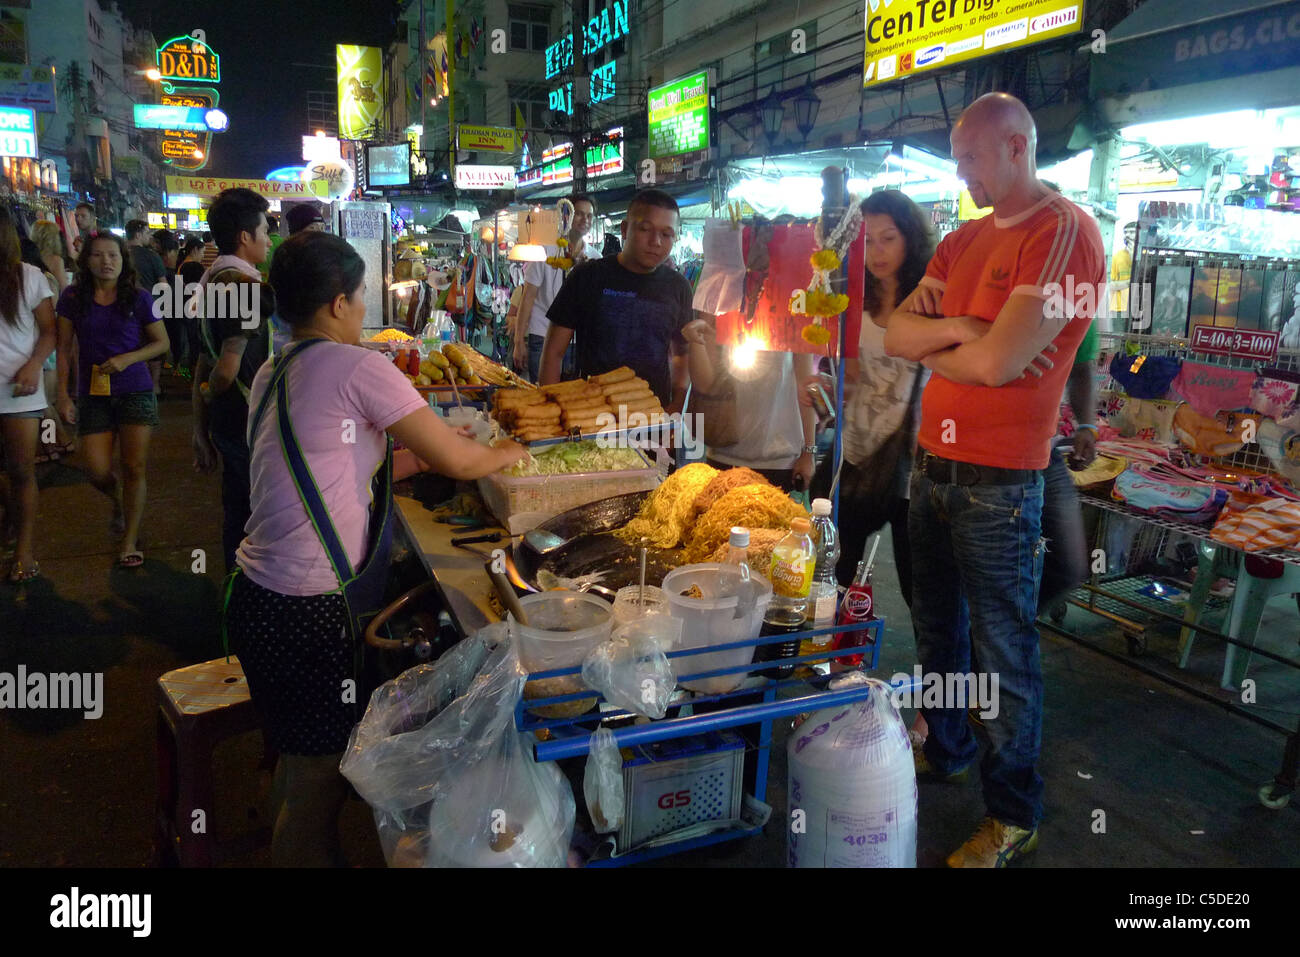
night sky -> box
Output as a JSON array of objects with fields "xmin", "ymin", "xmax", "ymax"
[{"xmin": 115, "ymin": 0, "xmax": 402, "ymax": 178}]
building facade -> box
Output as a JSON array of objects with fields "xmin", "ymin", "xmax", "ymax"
[{"xmin": 19, "ymin": 0, "xmax": 166, "ymax": 224}]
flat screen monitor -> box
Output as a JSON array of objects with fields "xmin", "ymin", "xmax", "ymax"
[{"xmin": 367, "ymin": 143, "xmax": 410, "ymax": 187}]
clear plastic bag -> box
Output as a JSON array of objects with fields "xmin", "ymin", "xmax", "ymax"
[
  {"xmin": 581, "ymin": 617, "xmax": 681, "ymax": 719},
  {"xmin": 340, "ymin": 623, "xmax": 576, "ymax": 868},
  {"xmin": 582, "ymin": 726, "xmax": 625, "ymax": 834}
]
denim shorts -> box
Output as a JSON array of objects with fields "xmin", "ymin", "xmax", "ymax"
[
  {"xmin": 0, "ymin": 407, "xmax": 46, "ymax": 419},
  {"xmin": 77, "ymin": 391, "xmax": 159, "ymax": 434}
]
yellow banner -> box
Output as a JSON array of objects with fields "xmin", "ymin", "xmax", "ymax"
[
  {"xmin": 864, "ymin": 1, "xmax": 1084, "ymax": 87},
  {"xmin": 337, "ymin": 44, "xmax": 383, "ymax": 139},
  {"xmin": 458, "ymin": 123, "xmax": 516, "ymax": 153},
  {"xmin": 165, "ymin": 175, "xmax": 328, "ymax": 199}
]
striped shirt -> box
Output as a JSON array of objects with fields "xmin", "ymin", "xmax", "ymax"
[{"xmin": 915, "ymin": 190, "xmax": 1104, "ymax": 470}]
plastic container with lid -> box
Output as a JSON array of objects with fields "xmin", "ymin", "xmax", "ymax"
[
  {"xmin": 510, "ymin": 591, "xmax": 614, "ymax": 717},
  {"xmin": 662, "ymin": 563, "xmax": 773, "ymax": 694},
  {"xmin": 612, "ymin": 584, "xmax": 667, "ymax": 625}
]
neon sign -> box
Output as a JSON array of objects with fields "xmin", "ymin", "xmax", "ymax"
[
  {"xmin": 544, "ymin": 0, "xmax": 629, "ymax": 115},
  {"xmin": 155, "ymin": 34, "xmax": 220, "ymax": 84}
]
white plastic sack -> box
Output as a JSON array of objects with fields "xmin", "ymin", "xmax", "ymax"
[
  {"xmin": 787, "ymin": 674, "xmax": 917, "ymax": 868},
  {"xmin": 581, "ymin": 617, "xmax": 681, "ymax": 719},
  {"xmin": 582, "ymin": 726, "xmax": 625, "ymax": 834},
  {"xmin": 340, "ymin": 623, "xmax": 576, "ymax": 868}
]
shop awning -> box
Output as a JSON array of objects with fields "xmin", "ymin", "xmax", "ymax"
[
  {"xmin": 516, "ymin": 173, "xmax": 712, "ymax": 218},
  {"xmin": 1091, "ymin": 0, "xmax": 1300, "ymax": 109}
]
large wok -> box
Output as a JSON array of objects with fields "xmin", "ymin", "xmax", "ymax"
[{"xmin": 512, "ymin": 490, "xmax": 687, "ymax": 595}]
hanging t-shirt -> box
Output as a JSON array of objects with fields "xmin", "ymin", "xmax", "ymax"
[
  {"xmin": 547, "ymin": 256, "xmax": 693, "ymax": 405},
  {"xmin": 707, "ymin": 349, "xmax": 802, "ymax": 469},
  {"xmin": 524, "ymin": 244, "xmax": 590, "ymax": 339},
  {"xmin": 915, "ymin": 190, "xmax": 1105, "ymax": 470},
  {"xmin": 238, "ymin": 341, "xmax": 426, "ymax": 597},
  {"xmin": 0, "ymin": 263, "xmax": 56, "ymax": 414},
  {"xmin": 55, "ymin": 286, "xmax": 159, "ymax": 396}
]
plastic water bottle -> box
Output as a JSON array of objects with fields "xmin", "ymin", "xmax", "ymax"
[
  {"xmin": 802, "ymin": 498, "xmax": 840, "ymax": 663},
  {"xmin": 724, "ymin": 526, "xmax": 751, "ymax": 576}
]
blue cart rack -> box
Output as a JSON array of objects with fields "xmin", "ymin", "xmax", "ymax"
[{"xmin": 514, "ymin": 618, "xmax": 921, "ymax": 866}]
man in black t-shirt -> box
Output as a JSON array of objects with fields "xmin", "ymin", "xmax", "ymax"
[
  {"xmin": 191, "ymin": 188, "xmax": 275, "ymax": 571},
  {"xmin": 541, "ymin": 189, "xmax": 693, "ymax": 409}
]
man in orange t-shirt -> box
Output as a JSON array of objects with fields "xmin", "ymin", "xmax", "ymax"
[{"xmin": 884, "ymin": 93, "xmax": 1104, "ymax": 868}]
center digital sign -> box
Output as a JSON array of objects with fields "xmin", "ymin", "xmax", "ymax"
[{"xmin": 863, "ymin": 0, "xmax": 1085, "ymax": 86}]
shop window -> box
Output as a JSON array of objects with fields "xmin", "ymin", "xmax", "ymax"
[
  {"xmin": 509, "ymin": 4, "xmax": 550, "ymax": 52},
  {"xmin": 508, "ymin": 82, "xmax": 550, "ymax": 129},
  {"xmin": 755, "ymin": 20, "xmax": 817, "ymax": 91}
]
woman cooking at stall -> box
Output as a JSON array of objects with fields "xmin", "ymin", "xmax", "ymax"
[{"xmin": 224, "ymin": 231, "xmax": 525, "ymax": 867}]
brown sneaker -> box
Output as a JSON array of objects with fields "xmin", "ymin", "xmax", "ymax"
[
  {"xmin": 945, "ymin": 816, "xmax": 1038, "ymax": 868},
  {"xmin": 913, "ymin": 744, "xmax": 971, "ymax": 782}
]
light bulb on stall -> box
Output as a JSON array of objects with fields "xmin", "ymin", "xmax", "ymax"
[{"xmin": 732, "ymin": 338, "xmax": 759, "ymax": 371}]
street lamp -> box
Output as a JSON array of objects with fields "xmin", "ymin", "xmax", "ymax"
[
  {"xmin": 793, "ymin": 81, "xmax": 821, "ymax": 144},
  {"xmin": 145, "ymin": 68, "xmax": 162, "ymax": 82},
  {"xmin": 761, "ymin": 89, "xmax": 785, "ymax": 144}
]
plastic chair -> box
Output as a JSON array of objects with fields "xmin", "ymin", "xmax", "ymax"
[
  {"xmin": 154, "ymin": 657, "xmax": 269, "ymax": 866},
  {"xmin": 1179, "ymin": 544, "xmax": 1300, "ymax": 690}
]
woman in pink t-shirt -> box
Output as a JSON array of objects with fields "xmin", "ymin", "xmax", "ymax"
[{"xmin": 225, "ymin": 231, "xmax": 524, "ymax": 867}]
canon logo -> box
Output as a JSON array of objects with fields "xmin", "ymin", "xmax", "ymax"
[{"xmin": 1030, "ymin": 7, "xmax": 1078, "ymax": 34}]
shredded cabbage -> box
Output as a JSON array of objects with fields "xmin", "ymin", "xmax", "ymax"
[{"xmin": 506, "ymin": 440, "xmax": 645, "ymax": 477}]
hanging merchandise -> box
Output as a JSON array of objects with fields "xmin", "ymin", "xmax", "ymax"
[
  {"xmin": 1250, "ymin": 369, "xmax": 1300, "ymax": 419},
  {"xmin": 1107, "ymin": 352, "xmax": 1182, "ymax": 399},
  {"xmin": 1212, "ymin": 500, "xmax": 1300, "ymax": 553},
  {"xmin": 444, "ymin": 261, "xmax": 467, "ymax": 317},
  {"xmin": 1171, "ymin": 404, "xmax": 1260, "ymax": 458},
  {"xmin": 1170, "ymin": 361, "xmax": 1255, "ymax": 418},
  {"xmin": 1111, "ymin": 463, "xmax": 1229, "ymax": 525},
  {"xmin": 1107, "ymin": 397, "xmax": 1181, "ymax": 445},
  {"xmin": 797, "ymin": 201, "xmax": 864, "ymax": 347},
  {"xmin": 693, "ymin": 214, "xmax": 746, "ymax": 316},
  {"xmin": 787, "ymin": 674, "xmax": 917, "ymax": 868},
  {"xmin": 716, "ymin": 219, "xmax": 866, "ymax": 356}
]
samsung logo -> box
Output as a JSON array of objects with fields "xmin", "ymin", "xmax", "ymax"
[
  {"xmin": 1030, "ymin": 5, "xmax": 1079, "ymax": 34},
  {"xmin": 916, "ymin": 44, "xmax": 945, "ymax": 67}
]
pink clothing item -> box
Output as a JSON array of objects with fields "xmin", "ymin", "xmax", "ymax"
[
  {"xmin": 199, "ymin": 254, "xmax": 262, "ymax": 286},
  {"xmin": 1250, "ymin": 373, "xmax": 1300, "ymax": 419},
  {"xmin": 1171, "ymin": 361, "xmax": 1254, "ymax": 418},
  {"xmin": 237, "ymin": 341, "xmax": 427, "ymax": 597}
]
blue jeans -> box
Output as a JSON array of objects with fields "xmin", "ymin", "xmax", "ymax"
[
  {"xmin": 908, "ymin": 468, "xmax": 1046, "ymax": 829},
  {"xmin": 210, "ymin": 428, "xmax": 251, "ymax": 574},
  {"xmin": 527, "ymin": 333, "xmax": 576, "ymax": 383},
  {"xmin": 1039, "ymin": 447, "xmax": 1088, "ymax": 613}
]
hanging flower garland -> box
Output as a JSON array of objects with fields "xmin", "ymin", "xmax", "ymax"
[
  {"xmin": 546, "ymin": 197, "xmax": 576, "ymax": 272},
  {"xmin": 794, "ymin": 198, "xmax": 862, "ymax": 345}
]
